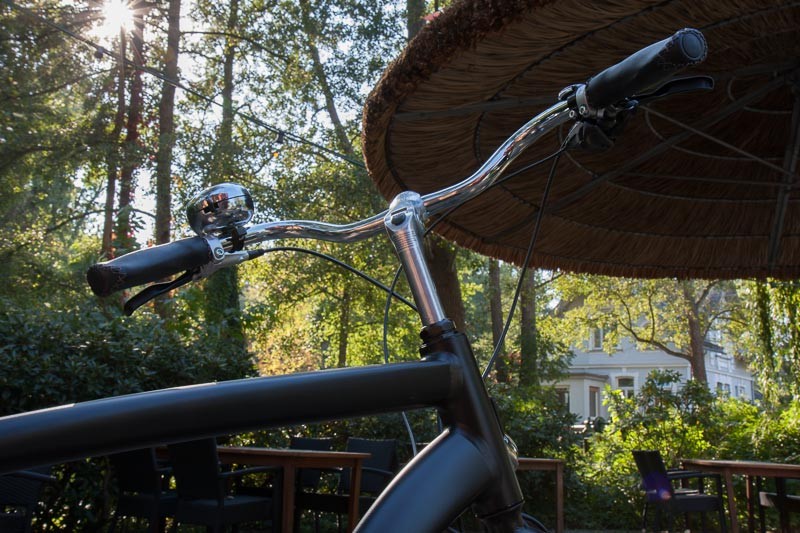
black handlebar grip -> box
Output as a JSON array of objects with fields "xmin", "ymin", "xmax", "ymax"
[
  {"xmin": 584, "ymin": 28, "xmax": 707, "ymax": 109},
  {"xmin": 86, "ymin": 236, "xmax": 213, "ymax": 297}
]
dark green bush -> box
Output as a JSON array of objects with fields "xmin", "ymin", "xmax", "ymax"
[{"xmin": 0, "ymin": 299, "xmax": 256, "ymax": 530}]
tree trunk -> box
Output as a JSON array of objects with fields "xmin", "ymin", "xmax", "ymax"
[
  {"xmin": 406, "ymin": 0, "xmax": 426, "ymax": 41},
  {"xmin": 337, "ymin": 284, "xmax": 351, "ymax": 368},
  {"xmin": 424, "ymin": 236, "xmax": 466, "ymax": 331},
  {"xmin": 155, "ymin": 0, "xmax": 180, "ymax": 247},
  {"xmin": 204, "ymin": 0, "xmax": 244, "ymax": 346},
  {"xmin": 488, "ymin": 258, "xmax": 509, "ymax": 382},
  {"xmin": 519, "ymin": 269, "xmax": 538, "ymax": 386},
  {"xmin": 756, "ymin": 280, "xmax": 775, "ymax": 364},
  {"xmin": 153, "ymin": 0, "xmax": 181, "ymax": 317},
  {"xmin": 115, "ymin": 14, "xmax": 145, "ymax": 255},
  {"xmin": 403, "ymin": 0, "xmax": 466, "ymax": 332},
  {"xmin": 101, "ymin": 29, "xmax": 126, "ymax": 259},
  {"xmin": 299, "ymin": 0, "xmax": 355, "ymax": 159},
  {"xmin": 681, "ymin": 281, "xmax": 708, "ymax": 384}
]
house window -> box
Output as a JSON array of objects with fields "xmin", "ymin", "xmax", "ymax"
[
  {"xmin": 617, "ymin": 377, "xmax": 635, "ymax": 398},
  {"xmin": 590, "ymin": 327, "xmax": 605, "ymax": 351},
  {"xmin": 589, "ymin": 386, "xmax": 600, "ymax": 417},
  {"xmin": 556, "ymin": 388, "xmax": 570, "ymax": 408},
  {"xmin": 716, "ymin": 382, "xmax": 731, "ymax": 396},
  {"xmin": 735, "ymin": 385, "xmax": 747, "ymax": 398}
]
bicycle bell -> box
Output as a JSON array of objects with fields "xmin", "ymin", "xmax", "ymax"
[{"xmin": 186, "ymin": 182, "xmax": 254, "ymax": 236}]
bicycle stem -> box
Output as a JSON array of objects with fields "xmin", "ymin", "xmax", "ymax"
[{"xmin": 384, "ymin": 191, "xmax": 446, "ymax": 326}]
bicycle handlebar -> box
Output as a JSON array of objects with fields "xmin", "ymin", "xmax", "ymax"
[
  {"xmin": 87, "ymin": 236, "xmax": 212, "ymax": 297},
  {"xmin": 87, "ymin": 30, "xmax": 706, "ymax": 299},
  {"xmin": 583, "ymin": 28, "xmax": 707, "ymax": 109},
  {"xmin": 86, "ymin": 101, "xmax": 573, "ymax": 297}
]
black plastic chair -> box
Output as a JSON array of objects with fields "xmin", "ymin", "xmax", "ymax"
[
  {"xmin": 0, "ymin": 466, "xmax": 55, "ymax": 533},
  {"xmin": 167, "ymin": 438, "xmax": 280, "ymax": 532},
  {"xmin": 757, "ymin": 477, "xmax": 800, "ymax": 533},
  {"xmin": 108, "ymin": 447, "xmax": 177, "ymax": 532},
  {"xmin": 633, "ymin": 450, "xmax": 727, "ymax": 532},
  {"xmin": 295, "ymin": 437, "xmax": 398, "ymax": 532}
]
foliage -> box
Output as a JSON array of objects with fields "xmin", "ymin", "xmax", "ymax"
[
  {"xmin": 0, "ymin": 298, "xmax": 256, "ymax": 529},
  {"xmin": 731, "ymin": 280, "xmax": 800, "ymax": 405},
  {"xmin": 553, "ymin": 276, "xmax": 738, "ymax": 383},
  {"xmin": 5, "ymin": 0, "xmax": 800, "ymax": 530},
  {"xmin": 573, "ymin": 370, "xmax": 715, "ymax": 529}
]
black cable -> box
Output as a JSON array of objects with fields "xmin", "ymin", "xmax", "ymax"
[
  {"xmin": 2, "ymin": 0, "xmax": 366, "ymax": 169},
  {"xmin": 379, "ymin": 265, "xmax": 419, "ymax": 457},
  {"xmin": 424, "ymin": 149, "xmax": 568, "ymax": 236},
  {"xmin": 482, "ymin": 142, "xmax": 568, "ymax": 379},
  {"xmin": 262, "ymin": 247, "xmax": 416, "ymax": 312}
]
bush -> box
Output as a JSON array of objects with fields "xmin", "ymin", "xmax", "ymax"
[
  {"xmin": 0, "ymin": 299, "xmax": 256, "ymax": 530},
  {"xmin": 573, "ymin": 370, "xmax": 717, "ymax": 530}
]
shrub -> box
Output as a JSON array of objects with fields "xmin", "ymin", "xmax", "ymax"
[{"xmin": 0, "ymin": 299, "xmax": 256, "ymax": 530}]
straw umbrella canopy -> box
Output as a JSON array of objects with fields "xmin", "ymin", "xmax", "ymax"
[{"xmin": 362, "ymin": 0, "xmax": 800, "ymax": 279}]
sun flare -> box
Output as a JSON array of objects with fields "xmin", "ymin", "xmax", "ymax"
[{"xmin": 93, "ymin": 0, "xmax": 135, "ymax": 41}]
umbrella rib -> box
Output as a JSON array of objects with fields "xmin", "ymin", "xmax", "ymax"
[
  {"xmin": 641, "ymin": 105, "xmax": 797, "ymax": 180},
  {"xmin": 541, "ymin": 75, "xmax": 788, "ymax": 216},
  {"xmin": 482, "ymin": 77, "xmax": 787, "ymax": 241},
  {"xmin": 767, "ymin": 88, "xmax": 800, "ymax": 268},
  {"xmin": 395, "ymin": 97, "xmax": 555, "ymax": 121}
]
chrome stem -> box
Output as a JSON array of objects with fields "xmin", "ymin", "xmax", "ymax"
[{"xmin": 384, "ymin": 192, "xmax": 445, "ymax": 327}]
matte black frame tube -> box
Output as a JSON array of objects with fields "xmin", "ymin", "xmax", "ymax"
[
  {"xmin": 0, "ymin": 359, "xmax": 454, "ymax": 474},
  {"xmin": 357, "ymin": 428, "xmax": 492, "ymax": 532}
]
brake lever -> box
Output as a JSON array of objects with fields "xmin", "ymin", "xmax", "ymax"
[
  {"xmin": 634, "ymin": 75, "xmax": 714, "ymax": 103},
  {"xmin": 123, "ymin": 248, "xmax": 268, "ymax": 316},
  {"xmin": 124, "ymin": 270, "xmax": 195, "ymax": 316},
  {"xmin": 565, "ymin": 76, "xmax": 713, "ymax": 152}
]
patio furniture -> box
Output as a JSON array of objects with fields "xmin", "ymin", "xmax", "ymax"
[
  {"xmin": 633, "ymin": 450, "xmax": 727, "ymax": 532},
  {"xmin": 289, "ymin": 436, "xmax": 333, "ymax": 530},
  {"xmin": 214, "ymin": 445, "xmax": 369, "ymax": 533},
  {"xmin": 516, "ymin": 458, "xmax": 565, "ymax": 533},
  {"xmin": 682, "ymin": 458, "xmax": 800, "ymax": 533},
  {"xmin": 167, "ymin": 438, "xmax": 280, "ymax": 532},
  {"xmin": 107, "ymin": 447, "xmax": 176, "ymax": 533},
  {"xmin": 0, "ymin": 467, "xmax": 55, "ymax": 533},
  {"xmin": 295, "ymin": 438, "xmax": 397, "ymax": 532},
  {"xmin": 758, "ymin": 477, "xmax": 800, "ymax": 533}
]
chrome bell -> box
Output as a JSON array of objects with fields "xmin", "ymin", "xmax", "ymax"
[{"xmin": 186, "ymin": 183, "xmax": 254, "ymax": 236}]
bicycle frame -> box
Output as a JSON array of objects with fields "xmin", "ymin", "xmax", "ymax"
[
  {"xmin": 0, "ymin": 324, "xmax": 524, "ymax": 531},
  {"xmin": 0, "ymin": 98, "xmax": 580, "ymax": 533}
]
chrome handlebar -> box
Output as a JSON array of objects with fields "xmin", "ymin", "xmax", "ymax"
[{"xmin": 224, "ymin": 101, "xmax": 572, "ymax": 251}]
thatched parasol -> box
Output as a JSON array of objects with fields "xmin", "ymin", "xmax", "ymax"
[{"xmin": 362, "ymin": 0, "xmax": 800, "ymax": 279}]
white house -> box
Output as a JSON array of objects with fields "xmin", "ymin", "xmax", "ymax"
[{"xmin": 555, "ymin": 328, "xmax": 756, "ymax": 421}]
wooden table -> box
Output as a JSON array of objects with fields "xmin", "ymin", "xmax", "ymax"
[
  {"xmin": 217, "ymin": 446, "xmax": 370, "ymax": 533},
  {"xmin": 517, "ymin": 457, "xmax": 565, "ymax": 533},
  {"xmin": 682, "ymin": 458, "xmax": 800, "ymax": 533}
]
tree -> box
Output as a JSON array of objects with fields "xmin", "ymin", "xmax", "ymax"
[
  {"xmin": 732, "ymin": 279, "xmax": 800, "ymax": 405},
  {"xmin": 114, "ymin": 3, "xmax": 147, "ymax": 255},
  {"xmin": 488, "ymin": 258, "xmax": 509, "ymax": 382},
  {"xmin": 555, "ymin": 276, "xmax": 737, "ymax": 384},
  {"xmin": 0, "ymin": 1, "xmax": 109, "ymax": 305},
  {"xmin": 154, "ymin": 0, "xmax": 181, "ymax": 248}
]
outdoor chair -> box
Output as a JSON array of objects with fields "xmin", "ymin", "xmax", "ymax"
[
  {"xmin": 107, "ymin": 447, "xmax": 177, "ymax": 532},
  {"xmin": 0, "ymin": 466, "xmax": 55, "ymax": 533},
  {"xmin": 633, "ymin": 450, "xmax": 727, "ymax": 532},
  {"xmin": 167, "ymin": 438, "xmax": 280, "ymax": 532},
  {"xmin": 295, "ymin": 437, "xmax": 398, "ymax": 533},
  {"xmin": 757, "ymin": 477, "xmax": 800, "ymax": 533}
]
